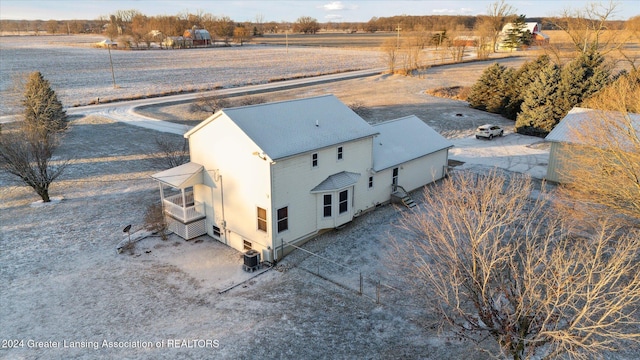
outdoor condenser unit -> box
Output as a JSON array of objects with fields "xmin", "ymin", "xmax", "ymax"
[{"xmin": 243, "ymin": 250, "xmax": 260, "ymax": 272}]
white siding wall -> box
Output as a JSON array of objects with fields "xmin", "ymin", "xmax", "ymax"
[
  {"xmin": 188, "ymin": 115, "xmax": 273, "ymax": 254},
  {"xmin": 546, "ymin": 142, "xmax": 563, "ymax": 183},
  {"xmin": 397, "ymin": 150, "xmax": 449, "ymax": 192},
  {"xmin": 270, "ymin": 137, "xmax": 373, "ymax": 245},
  {"xmin": 368, "ymin": 168, "xmax": 394, "ymax": 207},
  {"xmin": 368, "ymin": 150, "xmax": 449, "ymax": 205}
]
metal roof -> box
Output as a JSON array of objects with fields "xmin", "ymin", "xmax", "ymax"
[
  {"xmin": 372, "ymin": 115, "xmax": 454, "ymax": 172},
  {"xmin": 151, "ymin": 162, "xmax": 203, "ymax": 189},
  {"xmin": 311, "ymin": 171, "xmax": 361, "ymax": 193},
  {"xmin": 546, "ymin": 107, "xmax": 640, "ymax": 149},
  {"xmin": 217, "ymin": 95, "xmax": 379, "ymax": 160}
]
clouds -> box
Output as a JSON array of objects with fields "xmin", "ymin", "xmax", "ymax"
[
  {"xmin": 322, "ymin": 1, "xmax": 346, "ymax": 11},
  {"xmin": 432, "ymin": 7, "xmax": 475, "ymax": 14},
  {"xmin": 319, "ymin": 1, "xmax": 358, "ymax": 20}
]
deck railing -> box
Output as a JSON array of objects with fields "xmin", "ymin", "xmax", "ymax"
[
  {"xmin": 163, "ymin": 192, "xmax": 205, "ymax": 223},
  {"xmin": 164, "ymin": 191, "xmax": 194, "ymax": 207}
]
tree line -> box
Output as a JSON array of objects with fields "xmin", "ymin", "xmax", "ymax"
[{"xmin": 0, "ymin": 11, "xmax": 631, "ymax": 37}]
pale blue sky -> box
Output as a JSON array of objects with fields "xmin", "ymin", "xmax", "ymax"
[{"xmin": 1, "ymin": 0, "xmax": 638, "ymax": 22}]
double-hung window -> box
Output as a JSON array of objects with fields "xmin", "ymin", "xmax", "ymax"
[
  {"xmin": 257, "ymin": 207, "xmax": 267, "ymax": 232},
  {"xmin": 339, "ymin": 190, "xmax": 348, "ymax": 214},
  {"xmin": 323, "ymin": 194, "xmax": 332, "ymax": 217},
  {"xmin": 277, "ymin": 207, "xmax": 288, "ymax": 233}
]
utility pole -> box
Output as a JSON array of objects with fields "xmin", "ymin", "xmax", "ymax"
[
  {"xmin": 108, "ymin": 44, "xmax": 117, "ymax": 88},
  {"xmin": 395, "ymin": 23, "xmax": 401, "ymax": 48}
]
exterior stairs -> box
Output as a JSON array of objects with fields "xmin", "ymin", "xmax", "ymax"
[
  {"xmin": 401, "ymin": 195, "xmax": 417, "ymax": 208},
  {"xmin": 391, "ymin": 185, "xmax": 418, "ymax": 209}
]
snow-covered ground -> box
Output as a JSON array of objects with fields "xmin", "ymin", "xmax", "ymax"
[
  {"xmin": 0, "ymin": 35, "xmax": 385, "ymax": 116},
  {"xmin": 2, "ymin": 38, "xmax": 636, "ymax": 359},
  {"xmin": 450, "ymin": 130, "xmax": 550, "ymax": 179}
]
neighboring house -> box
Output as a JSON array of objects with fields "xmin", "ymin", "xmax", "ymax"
[
  {"xmin": 162, "ymin": 36, "xmax": 193, "ymax": 49},
  {"xmin": 183, "ymin": 28, "xmax": 211, "ymax": 46},
  {"xmin": 545, "ymin": 107, "xmax": 640, "ymax": 183},
  {"xmin": 152, "ymin": 95, "xmax": 453, "ymax": 262},
  {"xmin": 498, "ymin": 22, "xmax": 549, "ymax": 50}
]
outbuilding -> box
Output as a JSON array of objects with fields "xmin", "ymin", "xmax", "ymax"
[{"xmin": 545, "ymin": 107, "xmax": 640, "ymax": 183}]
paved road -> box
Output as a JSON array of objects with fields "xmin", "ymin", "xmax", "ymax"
[
  {"xmin": 80, "ymin": 68, "xmax": 386, "ymax": 135},
  {"xmin": 0, "ymin": 68, "xmax": 385, "ymax": 133}
]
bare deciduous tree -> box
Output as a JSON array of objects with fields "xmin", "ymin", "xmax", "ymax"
[
  {"xmin": 191, "ymin": 91, "xmax": 230, "ymax": 115},
  {"xmin": 393, "ymin": 169, "xmax": 640, "ymax": 359},
  {"xmin": 147, "ymin": 134, "xmax": 189, "ymax": 170},
  {"xmin": 144, "ymin": 202, "xmax": 168, "ymax": 240},
  {"xmin": 480, "ymin": 0, "xmax": 516, "ymax": 53},
  {"xmin": 550, "ymin": 1, "xmax": 632, "ymax": 65},
  {"xmin": 381, "ymin": 38, "xmax": 399, "ymax": 73},
  {"xmin": 556, "ymin": 72, "xmax": 640, "ymax": 222}
]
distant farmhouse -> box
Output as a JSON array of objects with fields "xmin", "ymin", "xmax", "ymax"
[
  {"xmin": 545, "ymin": 107, "xmax": 640, "ymax": 183},
  {"xmin": 498, "ymin": 22, "xmax": 549, "ymax": 50},
  {"xmin": 152, "ymin": 95, "xmax": 453, "ymax": 262}
]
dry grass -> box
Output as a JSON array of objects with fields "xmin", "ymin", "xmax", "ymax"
[{"xmin": 425, "ymin": 86, "xmax": 471, "ymax": 101}]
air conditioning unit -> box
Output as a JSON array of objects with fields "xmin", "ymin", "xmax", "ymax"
[{"xmin": 243, "ymin": 250, "xmax": 260, "ymax": 272}]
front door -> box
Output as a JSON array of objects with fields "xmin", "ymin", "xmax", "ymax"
[{"xmin": 392, "ymin": 167, "xmax": 399, "ymax": 189}]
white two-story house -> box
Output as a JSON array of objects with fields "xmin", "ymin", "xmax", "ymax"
[{"xmin": 152, "ymin": 95, "xmax": 453, "ymax": 262}]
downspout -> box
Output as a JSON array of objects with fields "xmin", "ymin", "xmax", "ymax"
[{"xmin": 219, "ymin": 173, "xmax": 227, "ymax": 245}]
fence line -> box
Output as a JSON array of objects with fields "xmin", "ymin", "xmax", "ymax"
[{"xmin": 284, "ymin": 241, "xmax": 400, "ymax": 304}]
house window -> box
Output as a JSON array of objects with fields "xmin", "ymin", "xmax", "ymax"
[
  {"xmin": 368, "ymin": 176, "xmax": 373, "ymax": 188},
  {"xmin": 312, "ymin": 153, "xmax": 318, "ymax": 167},
  {"xmin": 243, "ymin": 239, "xmax": 252, "ymax": 250},
  {"xmin": 323, "ymin": 194, "xmax": 332, "ymax": 217},
  {"xmin": 339, "ymin": 190, "xmax": 348, "ymax": 214},
  {"xmin": 212, "ymin": 225, "xmax": 221, "ymax": 238},
  {"xmin": 277, "ymin": 206, "xmax": 288, "ymax": 233},
  {"xmin": 257, "ymin": 207, "xmax": 267, "ymax": 232},
  {"xmin": 392, "ymin": 167, "xmax": 399, "ymax": 187},
  {"xmin": 337, "ymin": 146, "xmax": 343, "ymax": 160}
]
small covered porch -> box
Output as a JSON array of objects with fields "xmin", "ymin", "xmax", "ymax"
[{"xmin": 151, "ymin": 162, "xmax": 207, "ymax": 240}]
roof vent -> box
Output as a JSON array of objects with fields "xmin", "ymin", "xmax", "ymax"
[{"xmin": 315, "ymin": 120, "xmax": 319, "ymax": 127}]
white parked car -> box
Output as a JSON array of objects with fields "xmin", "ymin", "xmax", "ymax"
[{"xmin": 475, "ymin": 124, "xmax": 504, "ymax": 140}]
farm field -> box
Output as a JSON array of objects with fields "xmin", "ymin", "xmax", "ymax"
[
  {"xmin": 1, "ymin": 33, "xmax": 639, "ymax": 359},
  {"xmin": 0, "ymin": 34, "xmax": 385, "ymax": 117}
]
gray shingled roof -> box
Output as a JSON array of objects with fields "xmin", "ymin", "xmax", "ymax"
[
  {"xmin": 311, "ymin": 171, "xmax": 361, "ymax": 193},
  {"xmin": 220, "ymin": 95, "xmax": 379, "ymax": 160},
  {"xmin": 546, "ymin": 107, "xmax": 640, "ymax": 149},
  {"xmin": 372, "ymin": 115, "xmax": 454, "ymax": 172}
]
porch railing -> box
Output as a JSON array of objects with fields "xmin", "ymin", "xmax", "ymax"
[{"xmin": 163, "ymin": 192, "xmax": 205, "ymax": 223}]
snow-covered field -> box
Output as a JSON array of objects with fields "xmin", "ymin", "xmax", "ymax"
[
  {"xmin": 2, "ymin": 36, "xmax": 636, "ymax": 359},
  {"xmin": 0, "ymin": 35, "xmax": 384, "ymax": 116}
]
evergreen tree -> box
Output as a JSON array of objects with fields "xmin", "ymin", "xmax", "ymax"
[
  {"xmin": 503, "ymin": 15, "xmax": 527, "ymax": 51},
  {"xmin": 467, "ymin": 63, "xmax": 514, "ymax": 114},
  {"xmin": 22, "ymin": 71, "xmax": 67, "ymax": 138},
  {"xmin": 503, "ymin": 55, "xmax": 551, "ymax": 120},
  {"xmin": 516, "ymin": 63, "xmax": 563, "ymax": 136},
  {"xmin": 557, "ymin": 51, "xmax": 611, "ymax": 115},
  {"xmin": 0, "ymin": 71, "xmax": 68, "ymax": 202}
]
